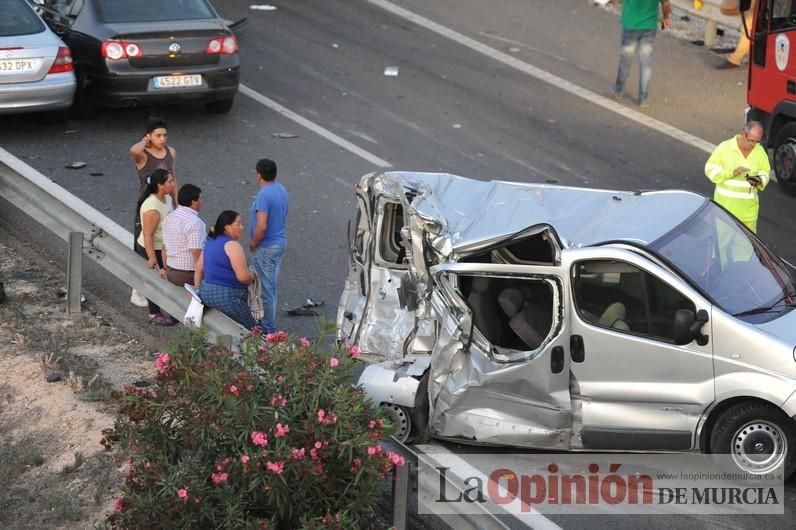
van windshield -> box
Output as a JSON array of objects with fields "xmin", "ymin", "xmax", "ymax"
[{"xmin": 650, "ymin": 203, "xmax": 795, "ymax": 319}]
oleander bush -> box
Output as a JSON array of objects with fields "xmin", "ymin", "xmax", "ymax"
[{"xmin": 107, "ymin": 323, "xmax": 403, "ymax": 529}]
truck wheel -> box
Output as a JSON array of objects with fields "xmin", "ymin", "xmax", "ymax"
[
  {"xmin": 709, "ymin": 401, "xmax": 796, "ymax": 479},
  {"xmin": 773, "ymin": 123, "xmax": 796, "ymax": 196}
]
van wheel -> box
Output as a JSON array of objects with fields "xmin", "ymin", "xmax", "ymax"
[
  {"xmin": 709, "ymin": 402, "xmax": 796, "ymax": 478},
  {"xmin": 381, "ymin": 403, "xmax": 411, "ymax": 443},
  {"xmin": 773, "ymin": 123, "xmax": 796, "ymax": 197},
  {"xmin": 205, "ymin": 97, "xmax": 234, "ymax": 114}
]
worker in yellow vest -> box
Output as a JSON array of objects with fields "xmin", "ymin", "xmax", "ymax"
[{"xmin": 704, "ymin": 121, "xmax": 770, "ymax": 233}]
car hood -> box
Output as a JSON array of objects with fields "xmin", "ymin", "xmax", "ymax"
[{"xmin": 755, "ymin": 307, "xmax": 796, "ymax": 345}]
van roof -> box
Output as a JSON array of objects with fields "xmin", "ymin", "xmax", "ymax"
[{"xmin": 371, "ymin": 172, "xmax": 708, "ymax": 252}]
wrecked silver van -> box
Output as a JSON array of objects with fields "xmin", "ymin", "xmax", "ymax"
[{"xmin": 337, "ymin": 172, "xmax": 796, "ymax": 478}]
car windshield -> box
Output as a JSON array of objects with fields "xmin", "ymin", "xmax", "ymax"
[
  {"xmin": 0, "ymin": 0, "xmax": 45, "ymax": 37},
  {"xmin": 650, "ymin": 203, "xmax": 795, "ymax": 318},
  {"xmin": 96, "ymin": 0, "xmax": 216, "ymax": 23}
]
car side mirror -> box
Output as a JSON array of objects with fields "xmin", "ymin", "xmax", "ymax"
[{"xmin": 672, "ymin": 309, "xmax": 710, "ymax": 346}]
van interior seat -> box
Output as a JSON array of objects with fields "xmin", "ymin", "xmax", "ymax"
[
  {"xmin": 468, "ymin": 277, "xmax": 504, "ymax": 344},
  {"xmin": 498, "ymin": 288, "xmax": 544, "ymax": 350},
  {"xmin": 599, "ymin": 302, "xmax": 630, "ymax": 331}
]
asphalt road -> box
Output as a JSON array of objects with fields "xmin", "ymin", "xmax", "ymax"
[{"xmin": 0, "ymin": 0, "xmax": 794, "ymax": 527}]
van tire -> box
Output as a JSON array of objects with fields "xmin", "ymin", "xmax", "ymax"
[
  {"xmin": 773, "ymin": 123, "xmax": 796, "ymax": 196},
  {"xmin": 709, "ymin": 401, "xmax": 796, "ymax": 479}
]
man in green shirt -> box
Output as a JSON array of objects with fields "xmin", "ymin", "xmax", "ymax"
[{"xmin": 611, "ymin": 0, "xmax": 671, "ymax": 107}]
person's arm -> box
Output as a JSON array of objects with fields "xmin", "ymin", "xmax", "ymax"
[
  {"xmin": 191, "ymin": 248, "xmax": 203, "ymax": 268},
  {"xmin": 159, "ymin": 242, "xmax": 168, "ymax": 278},
  {"xmin": 660, "ymin": 1, "xmax": 671, "ymax": 29},
  {"xmin": 141, "ymin": 208, "xmax": 161, "ymax": 269},
  {"xmin": 249, "ymin": 210, "xmax": 268, "ymax": 252},
  {"xmin": 705, "ymin": 148, "xmax": 736, "ymax": 184},
  {"xmin": 130, "ymin": 136, "xmax": 149, "ymax": 170},
  {"xmin": 226, "ymin": 241, "xmax": 254, "ymax": 284},
  {"xmin": 169, "ymin": 147, "xmax": 178, "ymax": 205},
  {"xmin": 751, "ymin": 149, "xmax": 772, "ymax": 190},
  {"xmin": 194, "ymin": 251, "xmax": 204, "ymax": 287}
]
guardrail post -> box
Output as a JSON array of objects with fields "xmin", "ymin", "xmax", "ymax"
[
  {"xmin": 67, "ymin": 231, "xmax": 83, "ymax": 314},
  {"xmin": 392, "ymin": 457, "xmax": 409, "ymax": 530},
  {"xmin": 704, "ymin": 19, "xmax": 718, "ymax": 48}
]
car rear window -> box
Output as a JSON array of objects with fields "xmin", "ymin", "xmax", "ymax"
[
  {"xmin": 0, "ymin": 0, "xmax": 45, "ymax": 37},
  {"xmin": 96, "ymin": 0, "xmax": 216, "ymax": 23}
]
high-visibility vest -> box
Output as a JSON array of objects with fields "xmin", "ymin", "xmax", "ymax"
[{"xmin": 704, "ymin": 136, "xmax": 770, "ymax": 224}]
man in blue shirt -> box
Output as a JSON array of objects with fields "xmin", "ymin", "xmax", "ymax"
[{"xmin": 249, "ymin": 158, "xmax": 289, "ymax": 333}]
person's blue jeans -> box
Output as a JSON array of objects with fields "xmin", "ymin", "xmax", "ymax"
[
  {"xmin": 613, "ymin": 28, "xmax": 657, "ymax": 105},
  {"xmin": 253, "ymin": 243, "xmax": 285, "ymax": 333}
]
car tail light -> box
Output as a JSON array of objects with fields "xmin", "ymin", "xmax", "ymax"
[
  {"xmin": 48, "ymin": 47, "xmax": 73, "ymax": 74},
  {"xmin": 206, "ymin": 35, "xmax": 238, "ymax": 55},
  {"xmin": 102, "ymin": 40, "xmax": 143, "ymax": 60}
]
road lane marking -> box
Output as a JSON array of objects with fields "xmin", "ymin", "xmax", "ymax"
[
  {"xmin": 239, "ymin": 83, "xmax": 393, "ymax": 168},
  {"xmin": 414, "ymin": 444, "xmax": 564, "ymax": 529},
  {"xmin": 366, "ymin": 0, "xmax": 717, "ymax": 155}
]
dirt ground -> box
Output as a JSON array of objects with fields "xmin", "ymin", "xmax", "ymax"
[{"xmin": 0, "ymin": 225, "xmax": 155, "ymax": 530}]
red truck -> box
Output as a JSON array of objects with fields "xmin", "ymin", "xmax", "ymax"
[{"xmin": 746, "ymin": 0, "xmax": 796, "ymax": 195}]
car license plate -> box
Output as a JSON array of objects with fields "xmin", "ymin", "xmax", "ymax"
[
  {"xmin": 0, "ymin": 59, "xmax": 36, "ymax": 73},
  {"xmin": 152, "ymin": 74, "xmax": 202, "ymax": 89}
]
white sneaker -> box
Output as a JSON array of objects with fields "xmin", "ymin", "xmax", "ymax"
[{"xmin": 130, "ymin": 288, "xmax": 148, "ymax": 307}]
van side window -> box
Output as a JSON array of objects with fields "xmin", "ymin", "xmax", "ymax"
[
  {"xmin": 378, "ymin": 202, "xmax": 407, "ymax": 266},
  {"xmin": 573, "ymin": 260, "xmax": 695, "ymax": 343},
  {"xmin": 458, "ymin": 275, "xmax": 555, "ymax": 351},
  {"xmin": 770, "ymin": 0, "xmax": 796, "ymax": 32}
]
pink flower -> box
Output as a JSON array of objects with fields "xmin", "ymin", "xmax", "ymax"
[
  {"xmin": 113, "ymin": 497, "xmax": 125, "ymax": 512},
  {"xmin": 317, "ymin": 409, "xmax": 326, "ymax": 423},
  {"xmin": 367, "ymin": 445, "xmax": 383, "ymax": 457},
  {"xmin": 211, "ymin": 472, "xmax": 228, "ymax": 485},
  {"xmin": 270, "ymin": 394, "xmax": 287, "ymax": 408},
  {"xmin": 274, "ymin": 423, "xmax": 290, "ymax": 438},
  {"xmin": 299, "ymin": 337, "xmax": 311, "ymax": 347},
  {"xmin": 241, "ymin": 455, "xmax": 250, "ymax": 464},
  {"xmin": 290, "ymin": 448, "xmax": 305, "ymax": 460},
  {"xmin": 251, "ymin": 431, "xmax": 268, "ymax": 447},
  {"xmin": 276, "ymin": 375, "xmax": 285, "ymax": 383},
  {"xmin": 368, "ymin": 418, "xmax": 384, "ymax": 429},
  {"xmin": 314, "ymin": 441, "xmax": 323, "ymax": 449},
  {"xmin": 329, "ymin": 357, "xmax": 339, "ymax": 367},
  {"xmin": 266, "ymin": 461, "xmax": 285, "ymax": 475},
  {"xmin": 265, "ymin": 331, "xmax": 288, "ymax": 343},
  {"xmin": 387, "ymin": 451, "xmax": 406, "ymax": 467},
  {"xmin": 229, "ymin": 385, "xmax": 240, "ymax": 396},
  {"xmin": 310, "ymin": 447, "xmax": 319, "ymax": 460},
  {"xmin": 177, "ymin": 488, "xmax": 189, "ymax": 502},
  {"xmin": 155, "ymin": 352, "xmax": 171, "ymax": 371},
  {"xmin": 348, "ymin": 345, "xmax": 361, "ymax": 359}
]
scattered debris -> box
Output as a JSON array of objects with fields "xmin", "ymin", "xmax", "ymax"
[
  {"xmin": 56, "ymin": 287, "xmax": 86, "ymax": 303},
  {"xmin": 65, "ymin": 161, "xmax": 87, "ymax": 169},
  {"xmin": 452, "ymin": 123, "xmax": 462, "ymax": 129},
  {"xmin": 287, "ymin": 298, "xmax": 325, "ymax": 316},
  {"xmin": 331, "ymin": 42, "xmax": 339, "ymax": 48},
  {"xmin": 250, "ymin": 4, "xmax": 277, "ymax": 10},
  {"xmin": 271, "ymin": 132, "xmax": 299, "ymax": 139},
  {"xmin": 384, "ymin": 66, "xmax": 399, "ymax": 76},
  {"xmin": 509, "ymin": 46, "xmax": 520, "ymax": 53},
  {"xmin": 64, "ymin": 129, "xmax": 77, "ymax": 134},
  {"xmin": 89, "ymin": 172, "xmax": 104, "ymax": 176}
]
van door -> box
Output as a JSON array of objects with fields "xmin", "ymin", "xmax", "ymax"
[
  {"xmin": 339, "ymin": 196, "xmax": 418, "ymax": 360},
  {"xmin": 563, "ymin": 248, "xmax": 714, "ymax": 451},
  {"xmin": 337, "ymin": 193, "xmax": 372, "ymax": 346},
  {"xmin": 425, "ymin": 263, "xmax": 572, "ymax": 449}
]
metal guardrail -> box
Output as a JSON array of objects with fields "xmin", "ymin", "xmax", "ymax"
[
  {"xmin": 670, "ymin": 0, "xmax": 744, "ymax": 47},
  {"xmin": 387, "ymin": 437, "xmax": 510, "ymax": 530},
  {"xmin": 0, "ymin": 146, "xmax": 247, "ymax": 345}
]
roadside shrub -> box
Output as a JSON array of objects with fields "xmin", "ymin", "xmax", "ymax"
[{"xmin": 107, "ymin": 323, "xmax": 403, "ymax": 529}]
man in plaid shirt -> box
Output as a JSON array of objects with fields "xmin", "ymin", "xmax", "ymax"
[{"xmin": 162, "ymin": 184, "xmax": 206, "ymax": 287}]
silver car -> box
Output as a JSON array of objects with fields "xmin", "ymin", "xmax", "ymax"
[
  {"xmin": 0, "ymin": 0, "xmax": 76, "ymax": 115},
  {"xmin": 338, "ymin": 171, "xmax": 796, "ymax": 478}
]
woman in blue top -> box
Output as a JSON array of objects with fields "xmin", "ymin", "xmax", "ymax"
[{"xmin": 194, "ymin": 211, "xmax": 256, "ymax": 329}]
